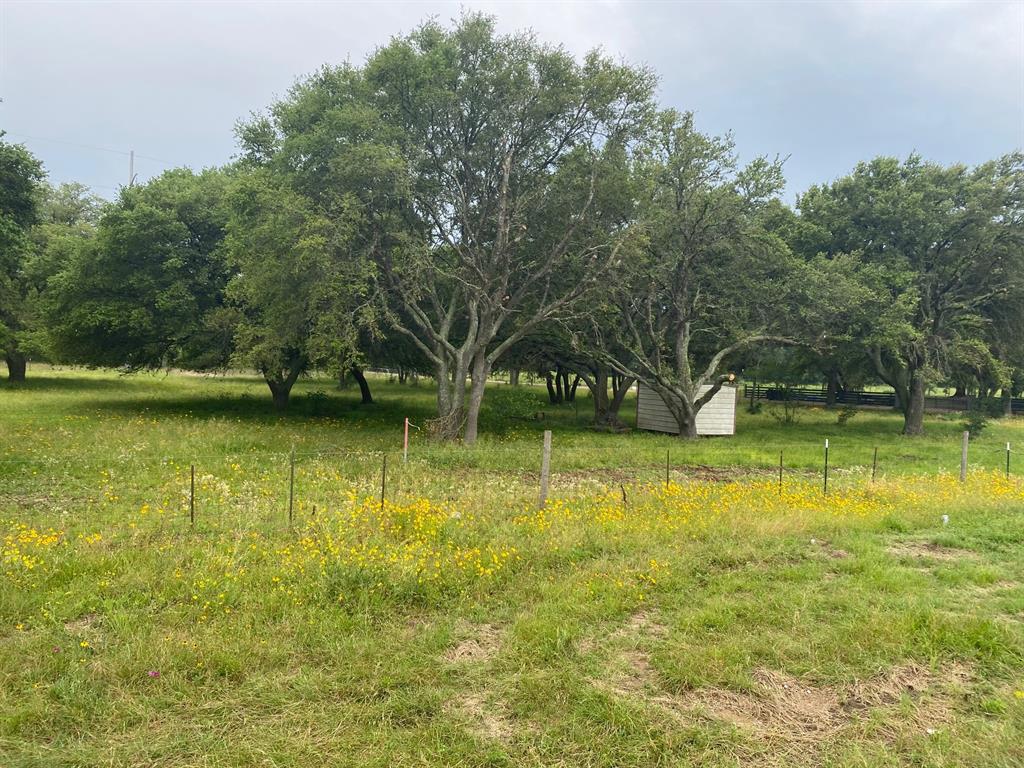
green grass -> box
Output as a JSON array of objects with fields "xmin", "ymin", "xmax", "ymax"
[{"xmin": 2, "ymin": 367, "xmax": 1023, "ymax": 767}]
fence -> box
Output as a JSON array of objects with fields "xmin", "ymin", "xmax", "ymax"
[
  {"xmin": 743, "ymin": 384, "xmax": 1024, "ymax": 415},
  {"xmin": 1, "ymin": 424, "xmax": 1016, "ymax": 534}
]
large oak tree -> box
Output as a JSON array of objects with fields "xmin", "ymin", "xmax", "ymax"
[
  {"xmin": 798, "ymin": 154, "xmax": 1024, "ymax": 434},
  {"xmin": 367, "ymin": 14, "xmax": 655, "ymax": 442},
  {"xmin": 591, "ymin": 111, "xmax": 803, "ymax": 438}
]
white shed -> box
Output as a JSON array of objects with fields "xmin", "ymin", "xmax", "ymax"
[{"xmin": 635, "ymin": 383, "xmax": 737, "ymax": 436}]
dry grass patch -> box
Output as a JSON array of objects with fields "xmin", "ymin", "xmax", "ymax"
[
  {"xmin": 630, "ymin": 661, "xmax": 970, "ymax": 748},
  {"xmin": 615, "ymin": 609, "xmax": 669, "ymax": 639},
  {"xmin": 887, "ymin": 540, "xmax": 977, "ymax": 562},
  {"xmin": 595, "ymin": 610, "xmax": 974, "ymax": 760},
  {"xmin": 443, "ymin": 622, "xmax": 502, "ymax": 664},
  {"xmin": 445, "ymin": 692, "xmax": 515, "ymax": 743},
  {"xmin": 63, "ymin": 611, "xmax": 100, "ymax": 635}
]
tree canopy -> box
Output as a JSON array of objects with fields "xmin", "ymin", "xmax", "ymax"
[{"xmin": 8, "ymin": 13, "xmax": 1023, "ymax": 441}]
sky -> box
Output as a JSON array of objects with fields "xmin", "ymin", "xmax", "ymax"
[{"xmin": 1, "ymin": 0, "xmax": 1021, "ymax": 202}]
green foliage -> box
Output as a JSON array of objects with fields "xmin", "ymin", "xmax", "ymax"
[
  {"xmin": 963, "ymin": 402, "xmax": 991, "ymax": 437},
  {"xmin": 0, "ymin": 136, "xmax": 45, "ymax": 366},
  {"xmin": 797, "ymin": 153, "xmax": 1024, "ymax": 435},
  {"xmin": 46, "ymin": 169, "xmax": 230, "ymax": 370},
  {"xmin": 6, "ymin": 16, "xmax": 1024, "ymax": 443},
  {"xmin": 593, "ymin": 110, "xmax": 808, "ymax": 437},
  {"xmin": 836, "ymin": 405, "xmax": 859, "ymax": 426}
]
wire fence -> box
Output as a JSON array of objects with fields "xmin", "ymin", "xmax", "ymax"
[{"xmin": 1, "ymin": 425, "xmax": 1017, "ymax": 531}]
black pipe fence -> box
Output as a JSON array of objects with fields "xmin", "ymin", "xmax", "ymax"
[{"xmin": 744, "ymin": 384, "xmax": 1024, "ymax": 415}]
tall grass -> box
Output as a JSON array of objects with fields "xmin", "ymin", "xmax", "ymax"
[{"xmin": 2, "ymin": 368, "xmax": 1023, "ymax": 767}]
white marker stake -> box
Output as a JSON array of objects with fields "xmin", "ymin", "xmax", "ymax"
[
  {"xmin": 823, "ymin": 438, "xmax": 830, "ymax": 496},
  {"xmin": 538, "ymin": 430, "xmax": 552, "ymax": 510},
  {"xmin": 403, "ymin": 418, "xmax": 410, "ymax": 463}
]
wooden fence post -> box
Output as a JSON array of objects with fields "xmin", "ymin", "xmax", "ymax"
[
  {"xmin": 778, "ymin": 450, "xmax": 783, "ymax": 496},
  {"xmin": 538, "ymin": 430, "xmax": 552, "ymax": 510},
  {"xmin": 960, "ymin": 431, "xmax": 969, "ymax": 482},
  {"xmin": 288, "ymin": 446, "xmax": 295, "ymax": 528}
]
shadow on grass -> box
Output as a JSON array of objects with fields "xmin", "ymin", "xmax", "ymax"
[
  {"xmin": 87, "ymin": 390, "xmax": 435, "ymax": 424},
  {"xmin": 78, "ymin": 378, "xmax": 599, "ymax": 440},
  {"xmin": 0, "ymin": 373, "xmax": 137, "ymax": 394}
]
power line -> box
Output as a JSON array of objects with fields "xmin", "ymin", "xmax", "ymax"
[
  {"xmin": 4, "ymin": 130, "xmax": 130, "ymax": 157},
  {"xmin": 2, "ymin": 130, "xmax": 176, "ymax": 167}
]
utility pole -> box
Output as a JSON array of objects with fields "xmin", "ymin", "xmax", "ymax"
[{"xmin": 128, "ymin": 150, "xmax": 135, "ymax": 187}]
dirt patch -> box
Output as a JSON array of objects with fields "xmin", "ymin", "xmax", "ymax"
[
  {"xmin": 601, "ymin": 657, "xmax": 972, "ymax": 753},
  {"xmin": 887, "ymin": 541, "xmax": 975, "ymax": 562},
  {"xmin": 810, "ymin": 538, "xmax": 850, "ymax": 560},
  {"xmin": 681, "ymin": 465, "xmax": 779, "ymax": 482},
  {"xmin": 554, "ymin": 468, "xmax": 644, "ymax": 485},
  {"xmin": 614, "ymin": 609, "xmax": 669, "ymax": 639},
  {"xmin": 443, "ymin": 623, "xmax": 502, "ymax": 664},
  {"xmin": 550, "ymin": 464, "xmax": 789, "ymax": 487},
  {"xmin": 594, "ymin": 647, "xmax": 659, "ymax": 699},
  {"xmin": 961, "ymin": 580, "xmax": 1018, "ymax": 596},
  {"xmin": 682, "ymin": 669, "xmax": 843, "ymax": 739},
  {"xmin": 446, "ymin": 692, "xmax": 514, "ymax": 743},
  {"xmin": 63, "ymin": 612, "xmax": 100, "ymax": 635}
]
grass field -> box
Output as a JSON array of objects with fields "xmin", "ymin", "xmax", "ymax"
[{"xmin": 2, "ymin": 368, "xmax": 1024, "ymax": 766}]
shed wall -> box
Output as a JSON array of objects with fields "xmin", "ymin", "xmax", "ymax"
[{"xmin": 636, "ymin": 384, "xmax": 737, "ymax": 436}]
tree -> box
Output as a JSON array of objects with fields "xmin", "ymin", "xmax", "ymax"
[
  {"xmin": 47, "ymin": 169, "xmax": 231, "ymax": 371},
  {"xmin": 17, "ymin": 183, "xmax": 105, "ymax": 365},
  {"xmin": 592, "ymin": 111, "xmax": 801, "ymax": 438},
  {"xmin": 223, "ymin": 169, "xmax": 359, "ymax": 410},
  {"xmin": 235, "ymin": 64, "xmax": 404, "ymax": 409},
  {"xmin": 798, "ymin": 153, "xmax": 1024, "ymax": 435},
  {"xmin": 367, "ymin": 13, "xmax": 655, "ymax": 442},
  {"xmin": 0, "ymin": 137, "xmax": 46, "ymax": 381}
]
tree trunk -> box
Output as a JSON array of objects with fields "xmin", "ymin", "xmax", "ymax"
[
  {"xmin": 266, "ymin": 377, "xmax": 293, "ymax": 411},
  {"xmin": 5, "ymin": 352, "xmax": 26, "ymax": 382},
  {"xmin": 650, "ymin": 385, "xmax": 699, "ymax": 440},
  {"xmin": 903, "ymin": 370, "xmax": 926, "ymax": 436},
  {"xmin": 589, "ymin": 369, "xmax": 611, "ymax": 424},
  {"xmin": 463, "ymin": 351, "xmax": 490, "ymax": 445},
  {"xmin": 351, "ymin": 367, "xmax": 373, "ymax": 405},
  {"xmin": 263, "ymin": 358, "xmax": 304, "ymax": 411},
  {"xmin": 436, "ymin": 357, "xmax": 452, "ymax": 418},
  {"xmin": 953, "ymin": 384, "xmax": 966, "ymax": 398},
  {"xmin": 667, "ymin": 396, "xmax": 699, "ymax": 440},
  {"xmin": 568, "ymin": 375, "xmax": 580, "ymax": 402},
  {"xmin": 608, "ymin": 376, "xmax": 634, "ymax": 423},
  {"xmin": 1003, "ymin": 388, "xmax": 1014, "ymax": 418},
  {"xmin": 555, "ymin": 368, "xmax": 564, "ymax": 403},
  {"xmin": 545, "ymin": 371, "xmax": 558, "ymax": 404},
  {"xmin": 433, "ymin": 355, "xmax": 468, "ymax": 441},
  {"xmin": 825, "ymin": 367, "xmax": 841, "ymax": 407},
  {"xmin": 677, "ymin": 416, "xmax": 698, "ymax": 439},
  {"xmin": 397, "ymin": 366, "xmax": 408, "ymax": 384},
  {"xmin": 509, "ymin": 368, "xmax": 520, "ymax": 387}
]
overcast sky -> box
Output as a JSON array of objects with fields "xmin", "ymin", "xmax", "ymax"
[{"xmin": 1, "ymin": 0, "xmax": 1021, "ymax": 201}]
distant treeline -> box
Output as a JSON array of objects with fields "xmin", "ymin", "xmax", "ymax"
[{"xmin": 1, "ymin": 13, "xmax": 1021, "ymax": 441}]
